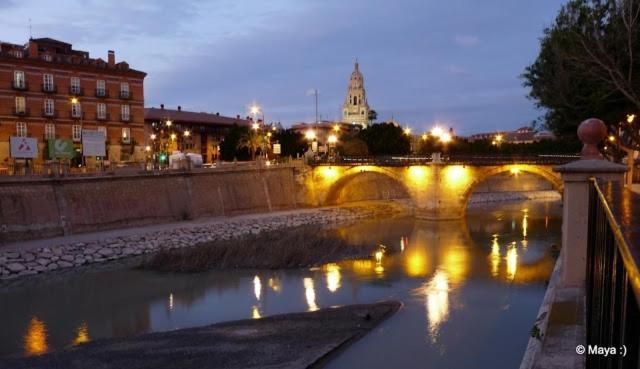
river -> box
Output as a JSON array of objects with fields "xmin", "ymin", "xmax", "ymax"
[{"xmin": 0, "ymin": 199, "xmax": 561, "ymax": 368}]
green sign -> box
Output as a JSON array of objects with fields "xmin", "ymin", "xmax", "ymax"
[{"xmin": 48, "ymin": 139, "xmax": 75, "ymax": 159}]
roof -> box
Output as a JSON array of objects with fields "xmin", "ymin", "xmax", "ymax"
[
  {"xmin": 144, "ymin": 107, "xmax": 250, "ymax": 127},
  {"xmin": 30, "ymin": 37, "xmax": 71, "ymax": 46}
]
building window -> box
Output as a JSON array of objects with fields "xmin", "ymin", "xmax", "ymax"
[
  {"xmin": 121, "ymin": 127, "xmax": 131, "ymax": 144},
  {"xmin": 16, "ymin": 122, "xmax": 27, "ymax": 137},
  {"xmin": 43, "ymin": 54, "xmax": 52, "ymax": 62},
  {"xmin": 45, "ymin": 124, "xmax": 55, "ymax": 140},
  {"xmin": 13, "ymin": 71, "xmax": 25, "ymax": 88},
  {"xmin": 97, "ymin": 126, "xmax": 107, "ymax": 137},
  {"xmin": 71, "ymin": 102, "xmax": 82, "ymax": 118},
  {"xmin": 96, "ymin": 80, "xmax": 106, "ymax": 96},
  {"xmin": 44, "ymin": 99, "xmax": 54, "ymax": 116},
  {"xmin": 120, "ymin": 82, "xmax": 129, "ymax": 93},
  {"xmin": 13, "ymin": 50, "xmax": 23, "ymax": 58},
  {"xmin": 72, "ymin": 125, "xmax": 82, "ymax": 142},
  {"xmin": 70, "ymin": 77, "xmax": 81, "ymax": 94},
  {"xmin": 15, "ymin": 97, "xmax": 26, "ymax": 114},
  {"xmin": 43, "ymin": 74, "xmax": 54, "ymax": 91},
  {"xmin": 97, "ymin": 103, "xmax": 107, "ymax": 119},
  {"xmin": 121, "ymin": 105, "xmax": 130, "ymax": 121}
]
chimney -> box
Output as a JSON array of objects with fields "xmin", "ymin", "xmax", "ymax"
[
  {"xmin": 178, "ymin": 106, "xmax": 182, "ymax": 112},
  {"xmin": 107, "ymin": 50, "xmax": 115, "ymax": 66},
  {"xmin": 216, "ymin": 112, "xmax": 220, "ymax": 116},
  {"xmin": 28, "ymin": 40, "xmax": 38, "ymax": 59},
  {"xmin": 160, "ymin": 104, "xmax": 164, "ymax": 109},
  {"xmin": 236, "ymin": 115, "xmax": 240, "ymax": 119}
]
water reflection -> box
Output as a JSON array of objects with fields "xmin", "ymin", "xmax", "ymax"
[
  {"xmin": 490, "ymin": 235, "xmax": 501, "ymax": 277},
  {"xmin": 325, "ymin": 264, "xmax": 341, "ymax": 293},
  {"xmin": 252, "ymin": 305, "xmax": 261, "ymax": 319},
  {"xmin": 424, "ymin": 270, "xmax": 450, "ymax": 343},
  {"xmin": 24, "ymin": 317, "xmax": 48, "ymax": 356},
  {"xmin": 506, "ymin": 244, "xmax": 518, "ymax": 281},
  {"xmin": 268, "ymin": 278, "xmax": 282, "ymax": 293},
  {"xmin": 73, "ymin": 322, "xmax": 90, "ymax": 345},
  {"xmin": 168, "ymin": 293, "xmax": 174, "ymax": 311},
  {"xmin": 303, "ymin": 278, "xmax": 318, "ymax": 312},
  {"xmin": 253, "ymin": 276, "xmax": 262, "ymax": 301}
]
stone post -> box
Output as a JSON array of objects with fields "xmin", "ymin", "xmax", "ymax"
[{"xmin": 554, "ymin": 118, "xmax": 627, "ymax": 288}]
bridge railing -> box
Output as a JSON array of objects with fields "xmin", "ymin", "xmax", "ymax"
[
  {"xmin": 586, "ymin": 179, "xmax": 640, "ymax": 369},
  {"xmin": 309, "ymin": 154, "xmax": 580, "ymax": 166}
]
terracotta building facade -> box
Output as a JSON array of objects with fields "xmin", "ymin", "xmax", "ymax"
[{"xmin": 0, "ymin": 37, "xmax": 146, "ymax": 165}]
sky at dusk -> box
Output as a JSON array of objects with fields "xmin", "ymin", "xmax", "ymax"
[{"xmin": 1, "ymin": 0, "xmax": 566, "ymax": 135}]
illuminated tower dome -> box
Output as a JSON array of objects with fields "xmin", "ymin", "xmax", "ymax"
[{"xmin": 342, "ymin": 60, "xmax": 370, "ymax": 127}]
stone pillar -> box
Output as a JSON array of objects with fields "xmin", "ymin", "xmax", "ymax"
[{"xmin": 554, "ymin": 118, "xmax": 627, "ymax": 288}]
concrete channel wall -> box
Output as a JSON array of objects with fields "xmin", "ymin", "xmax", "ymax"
[{"xmin": 0, "ymin": 167, "xmax": 300, "ymax": 243}]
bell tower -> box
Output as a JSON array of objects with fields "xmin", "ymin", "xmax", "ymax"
[{"xmin": 342, "ymin": 60, "xmax": 370, "ymax": 127}]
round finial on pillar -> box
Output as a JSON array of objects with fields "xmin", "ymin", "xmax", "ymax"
[{"xmin": 577, "ymin": 118, "xmax": 607, "ymax": 159}]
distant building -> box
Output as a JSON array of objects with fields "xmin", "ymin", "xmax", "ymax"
[
  {"xmin": 0, "ymin": 37, "xmax": 147, "ymax": 163},
  {"xmin": 341, "ymin": 61, "xmax": 370, "ymax": 127},
  {"xmin": 144, "ymin": 105, "xmax": 250, "ymax": 162},
  {"xmin": 466, "ymin": 126, "xmax": 556, "ymax": 144},
  {"xmin": 291, "ymin": 121, "xmax": 360, "ymax": 152}
]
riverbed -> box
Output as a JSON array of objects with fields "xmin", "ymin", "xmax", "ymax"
[{"xmin": 0, "ymin": 199, "xmax": 561, "ymax": 368}]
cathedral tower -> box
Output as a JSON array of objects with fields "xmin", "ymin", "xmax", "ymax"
[{"xmin": 342, "ymin": 61, "xmax": 370, "ymax": 127}]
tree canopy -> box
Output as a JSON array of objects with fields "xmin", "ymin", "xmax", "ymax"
[{"xmin": 523, "ymin": 0, "xmax": 640, "ymax": 139}]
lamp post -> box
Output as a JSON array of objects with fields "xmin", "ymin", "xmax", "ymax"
[{"xmin": 70, "ymin": 97, "xmax": 85, "ymax": 167}]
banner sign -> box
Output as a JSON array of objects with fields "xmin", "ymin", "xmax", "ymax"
[
  {"xmin": 273, "ymin": 143, "xmax": 281, "ymax": 155},
  {"xmin": 82, "ymin": 130, "xmax": 106, "ymax": 156},
  {"xmin": 10, "ymin": 136, "xmax": 38, "ymax": 158},
  {"xmin": 48, "ymin": 139, "xmax": 74, "ymax": 159}
]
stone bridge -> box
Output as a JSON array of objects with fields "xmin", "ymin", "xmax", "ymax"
[{"xmin": 302, "ymin": 156, "xmax": 571, "ymax": 220}]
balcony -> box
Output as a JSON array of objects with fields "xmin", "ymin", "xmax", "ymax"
[
  {"xmin": 41, "ymin": 84, "xmax": 57, "ymax": 93},
  {"xmin": 12, "ymin": 107, "xmax": 29, "ymax": 117},
  {"xmin": 119, "ymin": 90, "xmax": 132, "ymax": 100},
  {"xmin": 69, "ymin": 86, "xmax": 84, "ymax": 96},
  {"xmin": 96, "ymin": 112, "xmax": 110, "ymax": 121},
  {"xmin": 120, "ymin": 114, "xmax": 132, "ymax": 122},
  {"xmin": 95, "ymin": 89, "xmax": 109, "ymax": 98},
  {"xmin": 42, "ymin": 109, "xmax": 59, "ymax": 118},
  {"xmin": 11, "ymin": 81, "xmax": 28, "ymax": 91}
]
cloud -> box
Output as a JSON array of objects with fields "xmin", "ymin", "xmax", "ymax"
[{"xmin": 454, "ymin": 34, "xmax": 479, "ymax": 47}]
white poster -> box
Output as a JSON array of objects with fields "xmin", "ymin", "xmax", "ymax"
[
  {"xmin": 273, "ymin": 143, "xmax": 281, "ymax": 155},
  {"xmin": 10, "ymin": 136, "xmax": 38, "ymax": 158},
  {"xmin": 82, "ymin": 129, "xmax": 106, "ymax": 156}
]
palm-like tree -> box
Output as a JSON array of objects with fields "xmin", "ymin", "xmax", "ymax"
[{"xmin": 237, "ymin": 131, "xmax": 271, "ymax": 160}]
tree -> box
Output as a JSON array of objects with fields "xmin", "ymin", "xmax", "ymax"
[
  {"xmin": 274, "ymin": 129, "xmax": 306, "ymax": 157},
  {"xmin": 523, "ymin": 0, "xmax": 640, "ymax": 182},
  {"xmin": 237, "ymin": 130, "xmax": 270, "ymax": 160},
  {"xmin": 368, "ymin": 110, "xmax": 378, "ymax": 123},
  {"xmin": 337, "ymin": 137, "xmax": 369, "ymax": 156},
  {"xmin": 359, "ymin": 123, "xmax": 411, "ymax": 155},
  {"xmin": 219, "ymin": 124, "xmax": 250, "ymax": 161}
]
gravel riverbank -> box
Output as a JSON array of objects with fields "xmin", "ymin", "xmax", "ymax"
[{"xmin": 0, "ymin": 201, "xmax": 411, "ymax": 281}]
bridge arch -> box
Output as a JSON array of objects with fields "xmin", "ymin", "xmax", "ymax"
[
  {"xmin": 461, "ymin": 164, "xmax": 563, "ymax": 208},
  {"xmin": 321, "ymin": 165, "xmax": 414, "ymax": 205}
]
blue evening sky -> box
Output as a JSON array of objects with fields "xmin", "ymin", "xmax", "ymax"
[{"xmin": 1, "ymin": 0, "xmax": 565, "ymax": 135}]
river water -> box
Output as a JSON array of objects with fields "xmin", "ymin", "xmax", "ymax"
[{"xmin": 0, "ymin": 199, "xmax": 561, "ymax": 368}]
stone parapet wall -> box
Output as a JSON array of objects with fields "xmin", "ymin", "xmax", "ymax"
[{"xmin": 0, "ymin": 167, "xmax": 300, "ymax": 243}]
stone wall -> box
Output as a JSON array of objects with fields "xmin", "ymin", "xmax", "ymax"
[
  {"xmin": 471, "ymin": 172, "xmax": 554, "ymax": 193},
  {"xmin": 0, "ymin": 167, "xmax": 299, "ymax": 243},
  {"xmin": 329, "ymin": 172, "xmax": 410, "ymax": 204}
]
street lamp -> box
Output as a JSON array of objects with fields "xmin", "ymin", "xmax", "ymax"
[
  {"xmin": 184, "ymin": 130, "xmax": 190, "ymax": 137},
  {"xmin": 627, "ymin": 114, "xmax": 636, "ymax": 124},
  {"xmin": 70, "ymin": 97, "xmax": 84, "ymax": 167},
  {"xmin": 440, "ymin": 132, "xmax": 452, "ymax": 144},
  {"xmin": 328, "ymin": 134, "xmax": 338, "ymax": 144},
  {"xmin": 430, "ymin": 126, "xmax": 444, "ymax": 138},
  {"xmin": 305, "ymin": 129, "xmax": 316, "ymax": 141},
  {"xmin": 404, "ymin": 127, "xmax": 412, "ymax": 135}
]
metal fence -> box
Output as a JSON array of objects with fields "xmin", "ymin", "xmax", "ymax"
[
  {"xmin": 587, "ymin": 179, "xmax": 640, "ymax": 369},
  {"xmin": 309, "ymin": 154, "xmax": 580, "ymax": 166}
]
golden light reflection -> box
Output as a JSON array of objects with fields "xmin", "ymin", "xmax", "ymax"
[
  {"xmin": 510, "ymin": 166, "xmax": 521, "ymax": 175},
  {"xmin": 445, "ymin": 165, "xmax": 467, "ymax": 186},
  {"xmin": 405, "ymin": 247, "xmax": 428, "ymax": 277},
  {"xmin": 352, "ymin": 260, "xmax": 373, "ymax": 275},
  {"xmin": 506, "ymin": 245, "xmax": 518, "ymax": 281},
  {"xmin": 400, "ymin": 237, "xmax": 407, "ymax": 253},
  {"xmin": 24, "ymin": 317, "xmax": 48, "ymax": 356},
  {"xmin": 320, "ymin": 166, "xmax": 338, "ymax": 182},
  {"xmin": 522, "ymin": 213, "xmax": 528, "ymax": 239},
  {"xmin": 374, "ymin": 249, "xmax": 385, "ymax": 275},
  {"xmin": 304, "ymin": 278, "xmax": 319, "ymax": 312},
  {"xmin": 442, "ymin": 246, "xmax": 469, "ymax": 284},
  {"xmin": 425, "ymin": 270, "xmax": 450, "ymax": 342},
  {"xmin": 408, "ymin": 166, "xmax": 426, "ymax": 183},
  {"xmin": 168, "ymin": 293, "xmax": 174, "ymax": 310},
  {"xmin": 325, "ymin": 263, "xmax": 342, "ymax": 292},
  {"xmin": 73, "ymin": 322, "xmax": 90, "ymax": 345},
  {"xmin": 490, "ymin": 236, "xmax": 501, "ymax": 277},
  {"xmin": 252, "ymin": 305, "xmax": 261, "ymax": 319},
  {"xmin": 268, "ymin": 278, "xmax": 282, "ymax": 293},
  {"xmin": 253, "ymin": 276, "xmax": 262, "ymax": 301}
]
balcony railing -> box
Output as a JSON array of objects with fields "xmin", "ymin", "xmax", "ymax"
[
  {"xmin": 586, "ymin": 179, "xmax": 640, "ymax": 369},
  {"xmin": 69, "ymin": 86, "xmax": 84, "ymax": 96},
  {"xmin": 119, "ymin": 90, "xmax": 132, "ymax": 99},
  {"xmin": 41, "ymin": 84, "xmax": 57, "ymax": 93},
  {"xmin": 12, "ymin": 107, "xmax": 29, "ymax": 116},
  {"xmin": 69, "ymin": 111, "xmax": 84, "ymax": 120},
  {"xmin": 120, "ymin": 114, "xmax": 132, "ymax": 122},
  {"xmin": 42, "ymin": 109, "xmax": 59, "ymax": 118},
  {"xmin": 95, "ymin": 89, "xmax": 109, "ymax": 98},
  {"xmin": 11, "ymin": 81, "xmax": 28, "ymax": 91},
  {"xmin": 96, "ymin": 112, "xmax": 110, "ymax": 121}
]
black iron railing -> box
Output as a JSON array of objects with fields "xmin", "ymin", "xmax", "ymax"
[
  {"xmin": 586, "ymin": 180, "xmax": 640, "ymax": 369},
  {"xmin": 309, "ymin": 154, "xmax": 580, "ymax": 166}
]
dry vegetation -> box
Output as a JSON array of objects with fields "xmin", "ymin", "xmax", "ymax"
[{"xmin": 139, "ymin": 227, "xmax": 379, "ymax": 273}]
